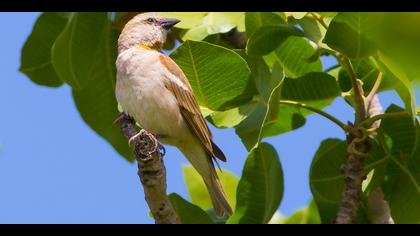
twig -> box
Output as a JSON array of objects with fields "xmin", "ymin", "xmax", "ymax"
[
  {"xmin": 117, "ymin": 113, "xmax": 180, "ymax": 224},
  {"xmin": 279, "ymin": 100, "xmax": 351, "ymax": 132},
  {"xmin": 365, "ymin": 72, "xmax": 383, "ymax": 108}
]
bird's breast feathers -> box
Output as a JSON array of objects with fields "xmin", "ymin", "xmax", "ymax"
[{"xmin": 115, "ymin": 47, "xmax": 190, "ymax": 142}]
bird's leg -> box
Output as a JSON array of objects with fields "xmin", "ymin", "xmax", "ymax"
[{"xmin": 113, "ymin": 112, "xmax": 130, "ymax": 126}]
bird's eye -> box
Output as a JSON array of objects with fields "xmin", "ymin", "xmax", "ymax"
[{"xmin": 146, "ymin": 18, "xmax": 155, "ymax": 23}]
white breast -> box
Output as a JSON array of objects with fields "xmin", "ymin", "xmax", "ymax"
[{"xmin": 115, "ymin": 47, "xmax": 189, "ymax": 144}]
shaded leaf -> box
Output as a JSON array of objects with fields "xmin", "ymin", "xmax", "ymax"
[
  {"xmin": 170, "ymin": 40, "xmax": 252, "ymax": 111},
  {"xmin": 20, "ymin": 12, "xmax": 68, "ymax": 87},
  {"xmin": 227, "ymin": 143, "xmax": 284, "ymax": 224},
  {"xmin": 168, "ymin": 193, "xmax": 214, "ymax": 224},
  {"xmin": 265, "ymin": 36, "xmax": 322, "ymax": 78},
  {"xmin": 245, "ymin": 12, "xmax": 286, "ymax": 37},
  {"xmin": 235, "ymin": 63, "xmax": 284, "ymax": 150},
  {"xmin": 246, "ymin": 24, "xmax": 303, "ymax": 56},
  {"xmin": 281, "ymin": 72, "xmax": 341, "ymax": 101},
  {"xmin": 52, "ymin": 12, "xmax": 109, "ymax": 90},
  {"xmin": 72, "ymin": 18, "xmax": 133, "ymax": 162},
  {"xmin": 283, "ymin": 201, "xmax": 321, "ymax": 224}
]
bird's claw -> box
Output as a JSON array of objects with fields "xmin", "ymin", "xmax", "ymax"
[{"xmin": 128, "ymin": 129, "xmax": 147, "ymax": 147}]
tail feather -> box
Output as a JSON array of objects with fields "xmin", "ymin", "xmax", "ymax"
[{"xmin": 205, "ymin": 164, "xmax": 233, "ymax": 218}]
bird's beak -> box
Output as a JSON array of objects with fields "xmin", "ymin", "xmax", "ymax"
[{"xmin": 159, "ymin": 18, "xmax": 181, "ymax": 30}]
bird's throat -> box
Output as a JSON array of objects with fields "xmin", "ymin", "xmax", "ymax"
[{"xmin": 137, "ymin": 42, "xmax": 162, "ymax": 51}]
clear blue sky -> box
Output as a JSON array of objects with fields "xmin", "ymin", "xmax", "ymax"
[{"xmin": 0, "ymin": 12, "xmax": 418, "ymax": 224}]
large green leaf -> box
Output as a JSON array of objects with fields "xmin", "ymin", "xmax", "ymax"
[
  {"xmin": 245, "ymin": 12, "xmax": 286, "ymax": 37},
  {"xmin": 168, "ymin": 193, "xmax": 214, "ymax": 224},
  {"xmin": 281, "ymin": 72, "xmax": 341, "ymax": 101},
  {"xmin": 72, "ymin": 16, "xmax": 132, "ymax": 162},
  {"xmin": 170, "ymin": 40, "xmax": 253, "ymax": 111},
  {"xmin": 265, "ymin": 36, "xmax": 322, "ymax": 78},
  {"xmin": 323, "ymin": 12, "xmax": 380, "ymax": 58},
  {"xmin": 235, "ymin": 63, "xmax": 284, "ymax": 150},
  {"xmin": 309, "ymin": 139, "xmax": 347, "ymax": 224},
  {"xmin": 20, "ymin": 12, "xmax": 67, "ymax": 87},
  {"xmin": 182, "ymin": 166, "xmax": 239, "ymax": 211},
  {"xmin": 246, "ymin": 25, "xmax": 303, "ymax": 56},
  {"xmin": 380, "ymin": 105, "xmax": 420, "ymax": 223},
  {"xmin": 227, "ymin": 143, "xmax": 284, "ymax": 224},
  {"xmin": 159, "ymin": 12, "xmax": 245, "ymax": 41},
  {"xmin": 51, "ymin": 12, "xmax": 109, "ymax": 90}
]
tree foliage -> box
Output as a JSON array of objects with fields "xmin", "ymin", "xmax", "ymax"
[{"xmin": 21, "ymin": 12, "xmax": 420, "ymax": 224}]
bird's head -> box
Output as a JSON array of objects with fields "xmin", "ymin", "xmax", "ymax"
[{"xmin": 118, "ymin": 13, "xmax": 180, "ymax": 53}]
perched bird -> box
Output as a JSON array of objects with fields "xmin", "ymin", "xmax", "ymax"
[{"xmin": 115, "ymin": 13, "xmax": 233, "ymax": 217}]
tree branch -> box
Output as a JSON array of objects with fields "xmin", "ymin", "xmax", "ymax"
[
  {"xmin": 334, "ymin": 56, "xmax": 370, "ymax": 224},
  {"xmin": 117, "ymin": 113, "xmax": 180, "ymax": 224}
]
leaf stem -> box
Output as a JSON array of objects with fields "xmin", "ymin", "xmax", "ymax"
[
  {"xmin": 360, "ymin": 111, "xmax": 410, "ymax": 128},
  {"xmin": 365, "ymin": 72, "xmax": 383, "ymax": 108},
  {"xmin": 309, "ymin": 12, "xmax": 328, "ymax": 30},
  {"xmin": 341, "ymin": 56, "xmax": 367, "ymax": 124},
  {"xmin": 279, "ymin": 100, "xmax": 350, "ymax": 132}
]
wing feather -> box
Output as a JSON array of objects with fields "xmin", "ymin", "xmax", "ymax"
[{"xmin": 159, "ymin": 54, "xmax": 227, "ymax": 162}]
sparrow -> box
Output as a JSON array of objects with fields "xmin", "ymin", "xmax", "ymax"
[{"xmin": 115, "ymin": 13, "xmax": 233, "ymax": 217}]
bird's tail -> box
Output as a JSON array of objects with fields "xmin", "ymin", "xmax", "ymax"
[{"xmin": 204, "ymin": 164, "xmax": 233, "ymax": 218}]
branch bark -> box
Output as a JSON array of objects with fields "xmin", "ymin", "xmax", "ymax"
[
  {"xmin": 117, "ymin": 113, "xmax": 180, "ymax": 224},
  {"xmin": 334, "ymin": 57, "xmax": 370, "ymax": 224}
]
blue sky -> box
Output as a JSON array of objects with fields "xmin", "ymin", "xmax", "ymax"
[{"xmin": 0, "ymin": 12, "xmax": 418, "ymax": 224}]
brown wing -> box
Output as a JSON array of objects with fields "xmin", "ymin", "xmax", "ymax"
[{"xmin": 159, "ymin": 54, "xmax": 226, "ymax": 162}]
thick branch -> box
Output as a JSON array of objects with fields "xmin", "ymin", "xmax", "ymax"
[
  {"xmin": 334, "ymin": 56, "xmax": 370, "ymax": 224},
  {"xmin": 117, "ymin": 113, "xmax": 180, "ymax": 224}
]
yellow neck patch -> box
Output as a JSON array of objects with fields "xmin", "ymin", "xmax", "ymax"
[{"xmin": 137, "ymin": 43, "xmax": 162, "ymax": 51}]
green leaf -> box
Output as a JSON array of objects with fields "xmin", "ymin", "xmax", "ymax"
[
  {"xmin": 157, "ymin": 12, "xmax": 208, "ymax": 29},
  {"xmin": 209, "ymin": 103, "xmax": 256, "ymax": 128},
  {"xmin": 182, "ymin": 165, "xmax": 239, "ymax": 211},
  {"xmin": 245, "ymin": 12, "xmax": 286, "ymax": 37},
  {"xmin": 51, "ymin": 12, "xmax": 109, "ymax": 90},
  {"xmin": 323, "ymin": 12, "xmax": 380, "ymax": 58},
  {"xmin": 283, "ymin": 201, "xmax": 321, "ymax": 224},
  {"xmin": 376, "ymin": 54, "xmax": 417, "ymax": 120},
  {"xmin": 265, "ymin": 36, "xmax": 322, "ymax": 78},
  {"xmin": 170, "ymin": 40, "xmax": 252, "ymax": 111},
  {"xmin": 309, "ymin": 139, "xmax": 347, "ymax": 224},
  {"xmin": 20, "ymin": 12, "xmax": 68, "ymax": 87},
  {"xmin": 298, "ymin": 16, "xmax": 329, "ymax": 49},
  {"xmin": 281, "ymin": 72, "xmax": 341, "ymax": 101},
  {"xmin": 168, "ymin": 193, "xmax": 214, "ymax": 224},
  {"xmin": 228, "ymin": 142, "xmax": 284, "ymax": 224},
  {"xmin": 386, "ymin": 174, "xmax": 420, "ymax": 224},
  {"xmin": 246, "ymin": 25, "xmax": 303, "ymax": 56},
  {"xmin": 159, "ymin": 12, "xmax": 245, "ymax": 41},
  {"xmin": 72, "ymin": 16, "xmax": 133, "ymax": 162},
  {"xmin": 379, "ymin": 105, "xmax": 420, "ymax": 223},
  {"xmin": 381, "ymin": 105, "xmax": 418, "ymax": 157},
  {"xmin": 235, "ymin": 63, "xmax": 284, "ymax": 150}
]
